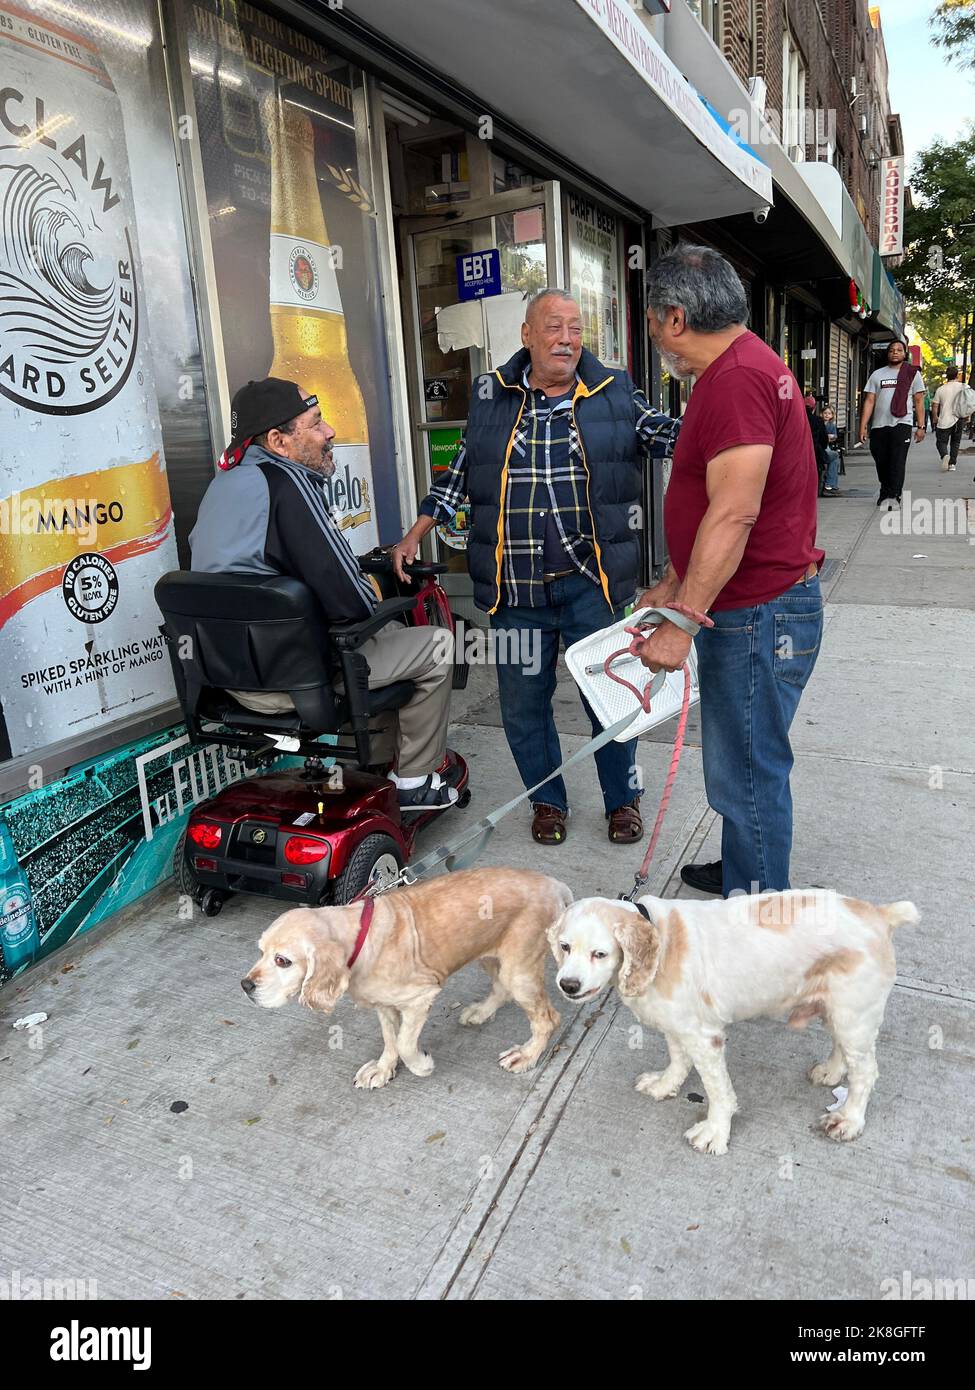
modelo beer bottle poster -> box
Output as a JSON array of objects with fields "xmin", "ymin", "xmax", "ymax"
[
  {"xmin": 182, "ymin": 0, "xmax": 401, "ymax": 550},
  {"xmin": 0, "ymin": 2, "xmax": 182, "ymax": 761}
]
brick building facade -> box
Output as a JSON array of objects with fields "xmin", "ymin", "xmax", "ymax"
[{"xmin": 703, "ymin": 0, "xmax": 901, "ymax": 246}]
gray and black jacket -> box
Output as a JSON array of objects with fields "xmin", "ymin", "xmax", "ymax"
[{"xmin": 188, "ymin": 443, "xmax": 377, "ymax": 622}]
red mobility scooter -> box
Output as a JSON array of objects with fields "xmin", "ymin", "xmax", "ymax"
[{"xmin": 154, "ymin": 551, "xmax": 470, "ymax": 916}]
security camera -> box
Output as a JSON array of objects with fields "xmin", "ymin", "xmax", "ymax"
[{"xmin": 753, "ymin": 206, "xmax": 771, "ymax": 225}]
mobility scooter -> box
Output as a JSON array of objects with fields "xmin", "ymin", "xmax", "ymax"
[{"xmin": 154, "ymin": 551, "xmax": 470, "ymax": 916}]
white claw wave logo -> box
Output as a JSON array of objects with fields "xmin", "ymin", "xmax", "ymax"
[{"xmin": 0, "ymin": 150, "xmax": 138, "ymax": 415}]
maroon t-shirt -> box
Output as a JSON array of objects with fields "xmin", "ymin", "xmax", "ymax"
[{"xmin": 664, "ymin": 330, "xmax": 825, "ymax": 610}]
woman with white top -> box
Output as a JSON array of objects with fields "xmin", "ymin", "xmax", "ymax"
[{"xmin": 858, "ymin": 339, "xmax": 926, "ymax": 509}]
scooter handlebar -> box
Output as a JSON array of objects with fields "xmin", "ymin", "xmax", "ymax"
[{"xmin": 358, "ymin": 546, "xmax": 448, "ymax": 579}]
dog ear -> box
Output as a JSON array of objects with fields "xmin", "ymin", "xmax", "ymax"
[
  {"xmin": 299, "ymin": 940, "xmax": 350, "ymax": 1013},
  {"xmin": 612, "ymin": 913, "xmax": 661, "ymax": 996},
  {"xmin": 546, "ymin": 912, "xmax": 566, "ymax": 964}
]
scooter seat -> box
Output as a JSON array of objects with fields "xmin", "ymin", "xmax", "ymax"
[{"xmin": 204, "ymin": 680, "xmax": 417, "ymax": 735}]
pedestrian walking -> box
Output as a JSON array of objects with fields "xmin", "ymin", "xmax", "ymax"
[
  {"xmin": 931, "ymin": 366, "xmax": 970, "ymax": 472},
  {"xmin": 636, "ymin": 243, "xmax": 824, "ymax": 898},
  {"xmin": 858, "ymin": 340, "xmax": 925, "ymax": 509}
]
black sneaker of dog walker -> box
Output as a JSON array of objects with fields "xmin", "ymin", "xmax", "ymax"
[{"xmin": 679, "ymin": 859, "xmax": 724, "ymax": 894}]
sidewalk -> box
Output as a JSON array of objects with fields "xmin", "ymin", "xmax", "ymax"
[{"xmin": 2, "ymin": 436, "xmax": 973, "ymax": 1300}]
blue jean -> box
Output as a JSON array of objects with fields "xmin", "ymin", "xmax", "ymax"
[
  {"xmin": 695, "ymin": 575, "xmax": 823, "ymax": 897},
  {"xmin": 824, "ymin": 448, "xmax": 840, "ymax": 490},
  {"xmin": 491, "ymin": 571, "xmax": 637, "ymax": 815}
]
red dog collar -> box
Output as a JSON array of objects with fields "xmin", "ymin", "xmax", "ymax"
[{"xmin": 347, "ymin": 897, "xmax": 375, "ymax": 968}]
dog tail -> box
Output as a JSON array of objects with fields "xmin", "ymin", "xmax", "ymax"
[{"xmin": 883, "ymin": 901, "xmax": 919, "ymax": 931}]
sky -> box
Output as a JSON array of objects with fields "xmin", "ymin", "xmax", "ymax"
[{"xmin": 876, "ymin": 0, "xmax": 974, "ymax": 173}]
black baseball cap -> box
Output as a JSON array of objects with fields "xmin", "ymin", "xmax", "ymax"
[{"xmin": 228, "ymin": 378, "xmax": 318, "ymax": 446}]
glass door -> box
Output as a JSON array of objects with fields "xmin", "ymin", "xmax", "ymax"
[{"xmin": 399, "ymin": 183, "xmax": 563, "ymax": 596}]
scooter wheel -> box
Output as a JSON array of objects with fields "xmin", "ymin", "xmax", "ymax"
[
  {"xmin": 200, "ymin": 889, "xmax": 224, "ymax": 918},
  {"xmin": 457, "ymin": 788, "xmax": 472, "ymax": 808},
  {"xmin": 332, "ymin": 834, "xmax": 403, "ymax": 905},
  {"xmin": 173, "ymin": 830, "xmax": 200, "ymax": 901}
]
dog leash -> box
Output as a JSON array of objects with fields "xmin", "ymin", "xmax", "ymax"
[
  {"xmin": 356, "ymin": 604, "xmax": 711, "ymax": 905},
  {"xmin": 597, "ymin": 605, "xmax": 711, "ymax": 901}
]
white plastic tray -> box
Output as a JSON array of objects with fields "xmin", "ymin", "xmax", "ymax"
[{"xmin": 565, "ymin": 610, "xmax": 700, "ymax": 742}]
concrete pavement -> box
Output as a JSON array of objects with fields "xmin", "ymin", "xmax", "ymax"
[{"xmin": 2, "ymin": 434, "xmax": 973, "ymax": 1300}]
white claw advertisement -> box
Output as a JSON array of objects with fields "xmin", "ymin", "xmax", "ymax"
[{"xmin": 0, "ymin": 4, "xmax": 178, "ymax": 758}]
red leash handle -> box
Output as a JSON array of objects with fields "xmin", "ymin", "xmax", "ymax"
[{"xmin": 601, "ymin": 603, "xmax": 713, "ymax": 713}]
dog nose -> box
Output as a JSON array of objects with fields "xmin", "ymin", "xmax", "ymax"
[
  {"xmin": 560, "ymin": 977, "xmax": 581, "ymax": 996},
  {"xmin": 241, "ymin": 977, "xmax": 256, "ymax": 995}
]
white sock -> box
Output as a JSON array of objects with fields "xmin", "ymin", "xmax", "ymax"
[
  {"xmin": 390, "ymin": 773, "xmax": 425, "ymax": 789},
  {"xmin": 390, "ymin": 772, "xmax": 444, "ymax": 790}
]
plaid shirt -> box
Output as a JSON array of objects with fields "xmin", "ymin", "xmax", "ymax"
[{"xmin": 419, "ymin": 366, "xmax": 680, "ymax": 608}]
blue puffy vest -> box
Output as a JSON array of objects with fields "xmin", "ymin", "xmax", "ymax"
[{"xmin": 464, "ymin": 346, "xmax": 644, "ymax": 613}]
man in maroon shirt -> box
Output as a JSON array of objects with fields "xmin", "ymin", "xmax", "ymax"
[{"xmin": 636, "ymin": 244, "xmax": 824, "ymax": 897}]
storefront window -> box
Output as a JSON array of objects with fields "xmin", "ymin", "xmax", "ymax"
[
  {"xmin": 176, "ymin": 0, "xmax": 402, "ymax": 551},
  {"xmin": 402, "ymin": 133, "xmax": 469, "ymax": 212},
  {"xmin": 0, "ymin": 0, "xmax": 212, "ymax": 765},
  {"xmin": 566, "ymin": 193, "xmax": 625, "ymax": 369}
]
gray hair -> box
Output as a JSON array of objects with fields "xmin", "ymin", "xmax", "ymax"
[
  {"xmin": 645, "ymin": 242, "xmax": 748, "ymax": 332},
  {"xmin": 525, "ymin": 287, "xmax": 578, "ymax": 322}
]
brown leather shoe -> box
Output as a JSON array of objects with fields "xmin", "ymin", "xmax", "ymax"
[
  {"xmin": 608, "ymin": 799, "xmax": 643, "ymax": 844},
  {"xmin": 531, "ymin": 802, "xmax": 569, "ymax": 845}
]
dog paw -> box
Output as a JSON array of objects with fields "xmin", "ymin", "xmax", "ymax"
[
  {"xmin": 820, "ymin": 1110, "xmax": 864, "ymax": 1142},
  {"xmin": 353, "ymin": 1058, "xmax": 398, "ymax": 1089},
  {"xmin": 635, "ymin": 1070, "xmax": 680, "ymax": 1100},
  {"xmin": 684, "ymin": 1118, "xmax": 730, "ymax": 1156},
  {"xmin": 499, "ymin": 1045, "xmax": 536, "ymax": 1073},
  {"xmin": 459, "ymin": 1003, "xmax": 492, "ymax": 1027},
  {"xmin": 403, "ymin": 1051, "xmax": 435, "ymax": 1078},
  {"xmin": 808, "ymin": 1061, "xmax": 846, "ymax": 1087}
]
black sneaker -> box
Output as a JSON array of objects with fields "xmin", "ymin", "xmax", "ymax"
[
  {"xmin": 679, "ymin": 859, "xmax": 723, "ymax": 894},
  {"xmin": 396, "ymin": 775, "xmax": 459, "ymax": 814}
]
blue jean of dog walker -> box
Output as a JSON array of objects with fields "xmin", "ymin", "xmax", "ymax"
[{"xmin": 695, "ymin": 574, "xmax": 823, "ymax": 897}]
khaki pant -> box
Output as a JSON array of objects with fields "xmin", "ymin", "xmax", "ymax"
[{"xmin": 229, "ymin": 625, "xmax": 452, "ymax": 777}]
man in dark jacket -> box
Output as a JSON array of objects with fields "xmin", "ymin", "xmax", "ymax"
[
  {"xmin": 392, "ymin": 290, "xmax": 680, "ymax": 846},
  {"xmin": 804, "ymin": 393, "xmax": 830, "ymax": 497},
  {"xmin": 190, "ymin": 378, "xmax": 456, "ymax": 811}
]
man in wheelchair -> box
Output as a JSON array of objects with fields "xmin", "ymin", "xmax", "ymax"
[{"xmin": 189, "ymin": 377, "xmax": 457, "ymax": 812}]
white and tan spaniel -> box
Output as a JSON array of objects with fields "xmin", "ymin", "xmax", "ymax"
[
  {"xmin": 549, "ymin": 889, "xmax": 918, "ymax": 1155},
  {"xmin": 243, "ymin": 867, "xmax": 571, "ymax": 1089}
]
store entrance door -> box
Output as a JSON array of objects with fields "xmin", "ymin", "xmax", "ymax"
[{"xmin": 398, "ymin": 183, "xmax": 564, "ymax": 622}]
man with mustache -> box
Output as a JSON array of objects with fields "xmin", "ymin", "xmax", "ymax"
[
  {"xmin": 636, "ymin": 244, "xmax": 824, "ymax": 898},
  {"xmin": 392, "ymin": 290, "xmax": 680, "ymax": 846},
  {"xmin": 190, "ymin": 378, "xmax": 456, "ymax": 812}
]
